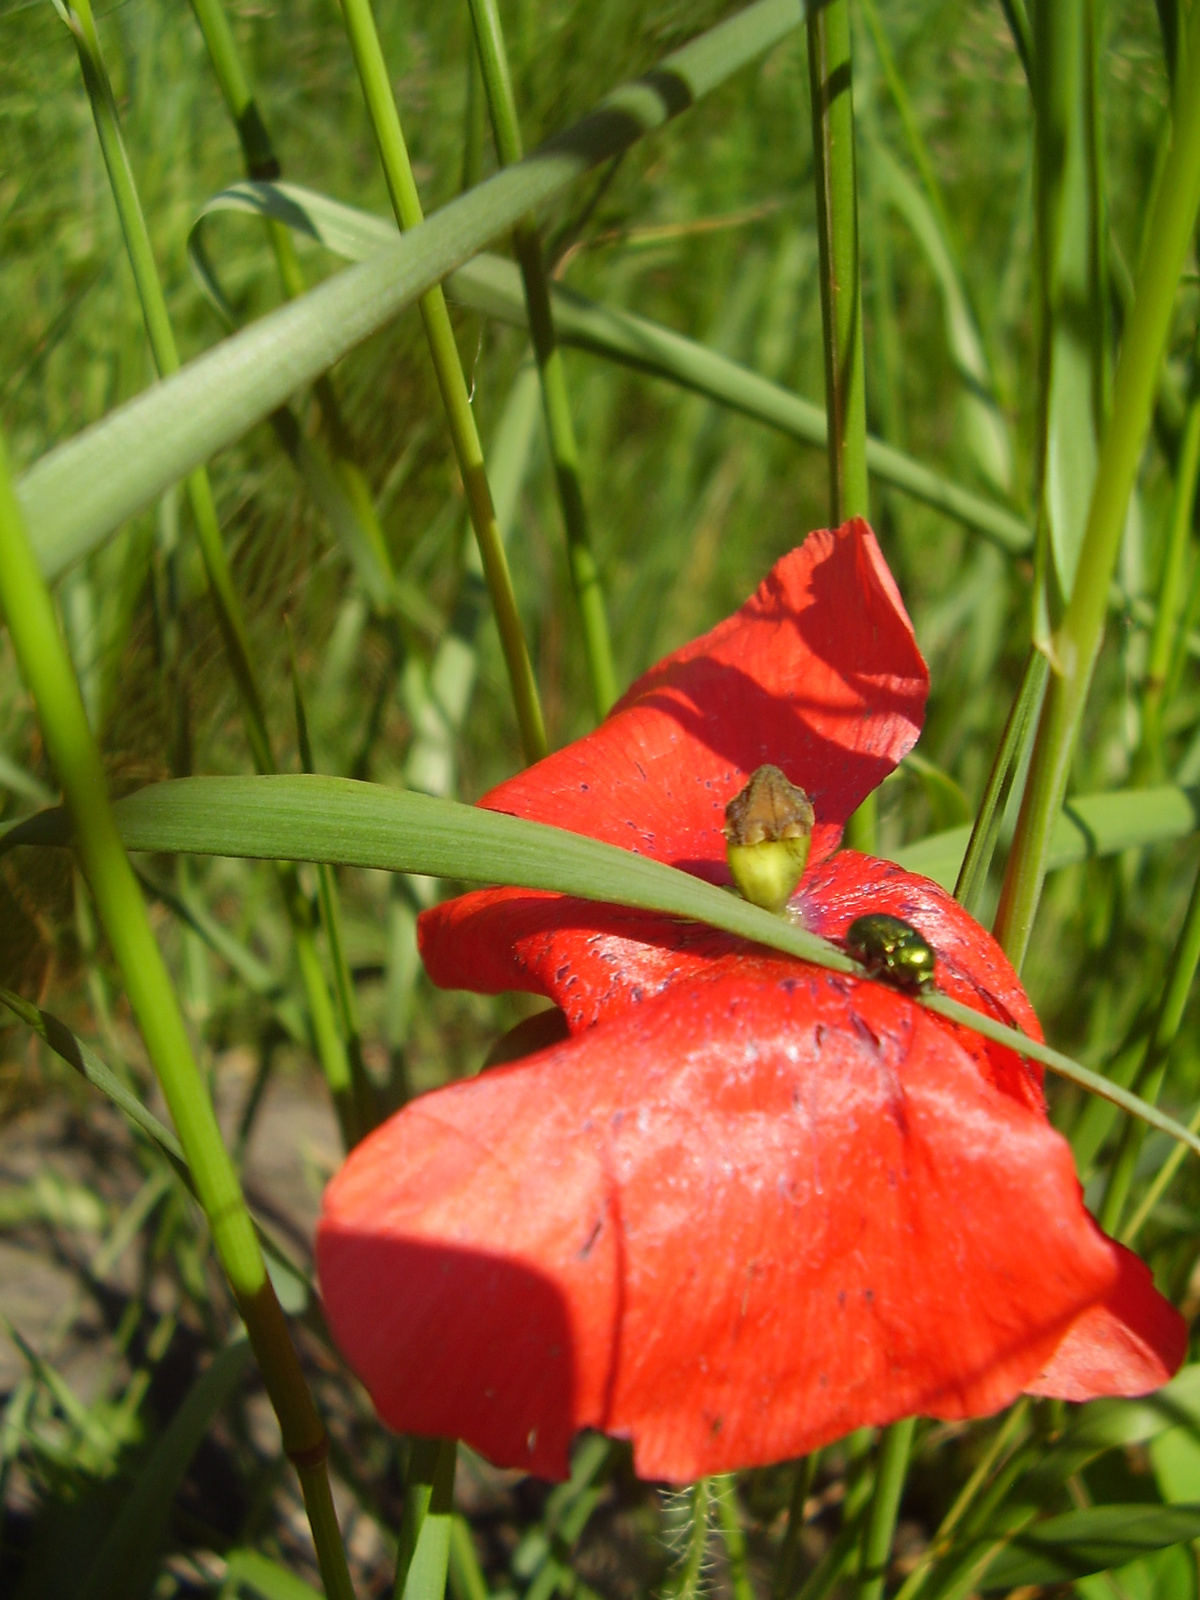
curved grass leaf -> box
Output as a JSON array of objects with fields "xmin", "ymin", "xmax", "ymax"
[
  {"xmin": 14, "ymin": 0, "xmax": 805, "ymax": 581},
  {"xmin": 79, "ymin": 1339, "xmax": 254, "ymax": 1600},
  {"xmin": 7, "ymin": 773, "xmax": 1200, "ymax": 1156},
  {"xmin": 0, "ymin": 773, "xmax": 858, "ymax": 974},
  {"xmin": 192, "ymin": 179, "xmax": 1033, "ymax": 553},
  {"xmin": 0, "ymin": 988, "xmax": 313, "ymax": 1314},
  {"xmin": 978, "ymin": 1504, "xmax": 1200, "ymax": 1591},
  {"xmin": 867, "ymin": 140, "xmax": 1013, "ymax": 494},
  {"xmin": 223, "ymin": 1549, "xmax": 323, "ymax": 1600},
  {"xmin": 895, "ymin": 784, "xmax": 1200, "ymax": 890}
]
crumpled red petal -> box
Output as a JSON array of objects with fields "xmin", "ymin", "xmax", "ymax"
[
  {"xmin": 1028, "ymin": 1241, "xmax": 1188, "ymax": 1400},
  {"xmin": 474, "ymin": 519, "xmax": 927, "ymax": 877},
  {"xmin": 318, "ymin": 957, "xmax": 1173, "ymax": 1485}
]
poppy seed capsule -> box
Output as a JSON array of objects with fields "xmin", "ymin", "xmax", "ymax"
[
  {"xmin": 724, "ymin": 765, "xmax": 815, "ymax": 913},
  {"xmin": 846, "ymin": 912, "xmax": 936, "ymax": 990}
]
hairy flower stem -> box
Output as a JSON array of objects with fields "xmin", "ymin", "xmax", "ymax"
[
  {"xmin": 466, "ymin": 0, "xmax": 619, "ymax": 720},
  {"xmin": 669, "ymin": 1479, "xmax": 713, "ymax": 1600},
  {"xmin": 0, "ymin": 434, "xmax": 355, "ymax": 1600},
  {"xmin": 994, "ymin": 5, "xmax": 1200, "ymax": 968},
  {"xmin": 807, "ymin": 0, "xmax": 873, "ymax": 853},
  {"xmin": 337, "ymin": 0, "xmax": 548, "ymax": 765},
  {"xmin": 58, "ymin": 0, "xmax": 357, "ymax": 1146}
]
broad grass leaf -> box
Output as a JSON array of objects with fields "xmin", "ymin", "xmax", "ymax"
[{"xmin": 978, "ymin": 1504, "xmax": 1200, "ymax": 1589}]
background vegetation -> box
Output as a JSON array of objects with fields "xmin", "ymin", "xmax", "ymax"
[{"xmin": 1, "ymin": 0, "xmax": 1200, "ymax": 1596}]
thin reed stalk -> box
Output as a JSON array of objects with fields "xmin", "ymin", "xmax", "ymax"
[
  {"xmin": 466, "ymin": 0, "xmax": 618, "ymax": 720},
  {"xmin": 337, "ymin": 0, "xmax": 548, "ymax": 765}
]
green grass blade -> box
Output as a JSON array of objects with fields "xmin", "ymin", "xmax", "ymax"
[
  {"xmin": 977, "ymin": 1504, "xmax": 1200, "ymax": 1590},
  {"xmin": 395, "ymin": 1438, "xmax": 456, "ymax": 1600},
  {"xmin": 467, "ymin": 0, "xmax": 618, "ymax": 720},
  {"xmin": 994, "ymin": 4, "xmax": 1200, "ymax": 965},
  {"xmin": 190, "ymin": 179, "xmax": 1033, "ymax": 552},
  {"xmin": 0, "ymin": 987, "xmax": 187, "ymax": 1168},
  {"xmin": 338, "ymin": 0, "xmax": 547, "ymax": 765},
  {"xmin": 224, "ymin": 1550, "xmax": 324, "ymax": 1600},
  {"xmin": 16, "ymin": 0, "xmax": 806, "ymax": 582},
  {"xmin": 7, "ymin": 771, "xmax": 1200, "ymax": 1154},
  {"xmin": 868, "ymin": 141, "xmax": 1013, "ymax": 494},
  {"xmin": 79, "ymin": 1340, "xmax": 254, "ymax": 1600},
  {"xmin": 898, "ymin": 782, "xmax": 1200, "ymax": 890}
]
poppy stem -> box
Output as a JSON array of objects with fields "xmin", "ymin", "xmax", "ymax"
[
  {"xmin": 858, "ymin": 1417, "xmax": 915, "ymax": 1600},
  {"xmin": 668, "ymin": 1478, "xmax": 714, "ymax": 1600},
  {"xmin": 714, "ymin": 1476, "xmax": 753, "ymax": 1600},
  {"xmin": 806, "ymin": 0, "xmax": 875, "ymax": 853}
]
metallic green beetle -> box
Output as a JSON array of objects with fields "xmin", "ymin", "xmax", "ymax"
[{"xmin": 846, "ymin": 913, "xmax": 936, "ymax": 991}]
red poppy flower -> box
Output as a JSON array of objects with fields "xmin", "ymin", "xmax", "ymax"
[{"xmin": 318, "ymin": 519, "xmax": 1185, "ymax": 1484}]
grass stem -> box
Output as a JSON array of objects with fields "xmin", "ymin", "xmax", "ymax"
[
  {"xmin": 0, "ymin": 429, "xmax": 355, "ymax": 1600},
  {"xmin": 337, "ymin": 0, "xmax": 548, "ymax": 764},
  {"xmin": 807, "ymin": 0, "xmax": 873, "ymax": 852},
  {"xmin": 993, "ymin": 2, "xmax": 1200, "ymax": 968},
  {"xmin": 858, "ymin": 1418, "xmax": 915, "ymax": 1600},
  {"xmin": 467, "ymin": 0, "xmax": 618, "ymax": 720}
]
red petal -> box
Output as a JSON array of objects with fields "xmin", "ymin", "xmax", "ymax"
[
  {"xmin": 1027, "ymin": 1240, "xmax": 1187, "ymax": 1400},
  {"xmin": 475, "ymin": 520, "xmax": 927, "ymax": 878},
  {"xmin": 796, "ymin": 851, "xmax": 1046, "ymax": 1109},
  {"xmin": 319, "ymin": 959, "xmax": 1129, "ymax": 1483}
]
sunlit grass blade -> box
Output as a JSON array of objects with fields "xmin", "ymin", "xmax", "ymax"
[
  {"xmin": 1030, "ymin": 0, "xmax": 1107, "ymax": 622},
  {"xmin": 974, "ymin": 1503, "xmax": 1200, "ymax": 1591},
  {"xmin": 866, "ymin": 141, "xmax": 1014, "ymax": 495},
  {"xmin": 16, "ymin": 0, "xmax": 806, "ymax": 584},
  {"xmin": 1135, "ymin": 384, "xmax": 1200, "ymax": 779},
  {"xmin": 395, "ymin": 1438, "xmax": 456, "ymax": 1600},
  {"xmin": 952, "ymin": 651, "xmax": 1048, "ymax": 915},
  {"xmin": 898, "ymin": 782, "xmax": 1200, "ymax": 891},
  {"xmin": 223, "ymin": 1550, "xmax": 323, "ymax": 1600}
]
